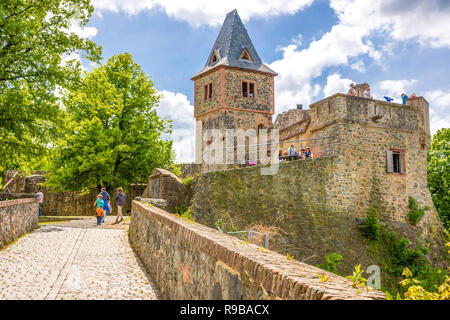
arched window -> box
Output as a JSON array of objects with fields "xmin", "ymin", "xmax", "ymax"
[{"xmin": 258, "ymin": 124, "xmax": 264, "ymax": 132}]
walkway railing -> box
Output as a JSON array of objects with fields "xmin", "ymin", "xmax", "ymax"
[
  {"xmin": 217, "ymin": 226, "xmax": 269, "ymax": 249},
  {"xmin": 202, "ymin": 135, "xmax": 336, "ymax": 172}
]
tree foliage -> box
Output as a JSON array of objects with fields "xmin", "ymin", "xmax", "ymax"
[
  {"xmin": 46, "ymin": 53, "xmax": 174, "ymax": 191},
  {"xmin": 427, "ymin": 128, "xmax": 450, "ymax": 230},
  {"xmin": 0, "ymin": 0, "xmax": 101, "ymax": 172}
]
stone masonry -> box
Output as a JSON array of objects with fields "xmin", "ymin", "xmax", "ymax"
[
  {"xmin": 0, "ymin": 198, "xmax": 39, "ymax": 248},
  {"xmin": 129, "ymin": 200, "xmax": 385, "ymax": 300}
]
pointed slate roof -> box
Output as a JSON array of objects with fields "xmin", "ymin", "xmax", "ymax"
[{"xmin": 192, "ymin": 9, "xmax": 277, "ymax": 79}]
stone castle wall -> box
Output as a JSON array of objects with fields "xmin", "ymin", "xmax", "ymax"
[
  {"xmin": 307, "ymin": 95, "xmax": 442, "ymax": 239},
  {"xmin": 129, "ymin": 200, "xmax": 385, "ymax": 300},
  {"xmin": 189, "ymin": 158, "xmax": 377, "ymax": 274},
  {"xmin": 0, "ymin": 172, "xmax": 146, "ymax": 216},
  {"xmin": 0, "ymin": 198, "xmax": 39, "ymax": 248},
  {"xmin": 188, "ymin": 93, "xmax": 446, "ymax": 273}
]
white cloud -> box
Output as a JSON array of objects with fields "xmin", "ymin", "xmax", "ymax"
[
  {"xmin": 68, "ymin": 24, "xmax": 98, "ymax": 39},
  {"xmin": 350, "ymin": 60, "xmax": 366, "ymax": 72},
  {"xmin": 93, "ymin": 0, "xmax": 314, "ymax": 27},
  {"xmin": 269, "ymin": 24, "xmax": 373, "ymax": 111},
  {"xmin": 267, "ymin": 0, "xmax": 450, "ymax": 118},
  {"xmin": 157, "ymin": 90, "xmax": 195, "ymax": 163},
  {"xmin": 426, "ymin": 90, "xmax": 450, "ymax": 109},
  {"xmin": 330, "ymin": 0, "xmax": 450, "ymax": 49},
  {"xmin": 323, "ymin": 73, "xmax": 353, "ymax": 97},
  {"xmin": 425, "ymin": 90, "xmax": 450, "ymax": 134},
  {"xmin": 375, "ymin": 79, "xmax": 417, "ymax": 101}
]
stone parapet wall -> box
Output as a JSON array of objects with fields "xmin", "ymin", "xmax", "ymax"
[
  {"xmin": 0, "ymin": 183, "xmax": 146, "ymax": 216},
  {"xmin": 129, "ymin": 200, "xmax": 385, "ymax": 300},
  {"xmin": 190, "ymin": 157, "xmax": 376, "ymax": 273},
  {"xmin": 0, "ymin": 198, "xmax": 39, "ymax": 248},
  {"xmin": 189, "ymin": 156, "xmax": 446, "ymax": 273}
]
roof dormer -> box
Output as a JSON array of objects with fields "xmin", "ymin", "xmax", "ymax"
[
  {"xmin": 239, "ymin": 48, "xmax": 253, "ymax": 62},
  {"xmin": 209, "ymin": 50, "xmax": 220, "ymax": 66}
]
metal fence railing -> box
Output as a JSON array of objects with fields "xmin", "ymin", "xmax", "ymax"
[
  {"xmin": 202, "ymin": 135, "xmax": 336, "ymax": 172},
  {"xmin": 217, "ymin": 227, "xmax": 269, "ymax": 249}
]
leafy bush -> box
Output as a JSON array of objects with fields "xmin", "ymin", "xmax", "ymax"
[
  {"xmin": 360, "ymin": 208, "xmax": 381, "ymax": 241},
  {"xmin": 169, "ymin": 164, "xmax": 183, "ymax": 177},
  {"xmin": 180, "ymin": 208, "xmax": 193, "ymax": 221},
  {"xmin": 392, "ymin": 267, "xmax": 450, "ymax": 300},
  {"xmin": 346, "ymin": 264, "xmax": 370, "ymax": 294},
  {"xmin": 407, "ymin": 197, "xmax": 429, "ymax": 225},
  {"xmin": 182, "ymin": 176, "xmax": 193, "ymax": 186},
  {"xmin": 317, "ymin": 252, "xmax": 343, "ymax": 275},
  {"xmin": 427, "ymin": 128, "xmax": 450, "ymax": 230},
  {"xmin": 380, "ymin": 230, "xmax": 429, "ymax": 277}
]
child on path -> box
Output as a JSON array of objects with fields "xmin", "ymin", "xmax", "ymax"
[{"xmin": 95, "ymin": 194, "xmax": 104, "ymax": 225}]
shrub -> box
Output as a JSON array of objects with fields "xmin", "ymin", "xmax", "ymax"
[
  {"xmin": 181, "ymin": 207, "xmax": 193, "ymax": 221},
  {"xmin": 407, "ymin": 197, "xmax": 429, "ymax": 225},
  {"xmin": 360, "ymin": 208, "xmax": 381, "ymax": 241},
  {"xmin": 380, "ymin": 231, "xmax": 428, "ymax": 276},
  {"xmin": 317, "ymin": 252, "xmax": 343, "ymax": 275},
  {"xmin": 182, "ymin": 176, "xmax": 193, "ymax": 186}
]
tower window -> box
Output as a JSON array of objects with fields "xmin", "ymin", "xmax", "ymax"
[
  {"xmin": 203, "ymin": 83, "xmax": 213, "ymax": 101},
  {"xmin": 242, "ymin": 81, "xmax": 256, "ymax": 99},
  {"xmin": 386, "ymin": 150, "xmax": 405, "ymax": 174}
]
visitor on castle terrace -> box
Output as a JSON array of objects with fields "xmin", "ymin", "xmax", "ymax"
[
  {"xmin": 304, "ymin": 147, "xmax": 312, "ymax": 159},
  {"xmin": 409, "ymin": 93, "xmax": 417, "ymax": 99},
  {"xmin": 100, "ymin": 187, "xmax": 110, "ymax": 223},
  {"xmin": 288, "ymin": 145, "xmax": 298, "ymax": 161},
  {"xmin": 347, "ymin": 83, "xmax": 357, "ymax": 96},
  {"xmin": 278, "ymin": 150, "xmax": 286, "ymax": 162},
  {"xmin": 364, "ymin": 85, "xmax": 372, "ymax": 99},
  {"xmin": 401, "ymin": 93, "xmax": 408, "ymax": 105},
  {"xmin": 300, "ymin": 148, "xmax": 306, "ymax": 159}
]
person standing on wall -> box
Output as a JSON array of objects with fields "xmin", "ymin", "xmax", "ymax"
[
  {"xmin": 288, "ymin": 145, "xmax": 297, "ymax": 161},
  {"xmin": 401, "ymin": 93, "xmax": 408, "ymax": 105},
  {"xmin": 36, "ymin": 189, "xmax": 44, "ymax": 216},
  {"xmin": 100, "ymin": 187, "xmax": 110, "ymax": 223},
  {"xmin": 114, "ymin": 188, "xmax": 125, "ymax": 223}
]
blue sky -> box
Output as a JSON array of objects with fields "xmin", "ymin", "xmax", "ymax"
[{"xmin": 76, "ymin": 0, "xmax": 450, "ymax": 162}]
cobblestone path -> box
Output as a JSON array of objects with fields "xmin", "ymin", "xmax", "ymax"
[{"xmin": 0, "ymin": 217, "xmax": 159, "ymax": 300}]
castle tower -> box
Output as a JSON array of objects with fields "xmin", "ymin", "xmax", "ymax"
[{"xmin": 192, "ymin": 9, "xmax": 277, "ymax": 165}]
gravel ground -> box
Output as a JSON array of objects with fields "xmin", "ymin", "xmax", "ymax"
[{"xmin": 0, "ymin": 217, "xmax": 159, "ymax": 300}]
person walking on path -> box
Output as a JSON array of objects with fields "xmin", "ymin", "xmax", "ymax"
[
  {"xmin": 100, "ymin": 187, "xmax": 110, "ymax": 223},
  {"xmin": 94, "ymin": 195, "xmax": 104, "ymax": 226},
  {"xmin": 114, "ymin": 188, "xmax": 125, "ymax": 223},
  {"xmin": 36, "ymin": 189, "xmax": 44, "ymax": 216}
]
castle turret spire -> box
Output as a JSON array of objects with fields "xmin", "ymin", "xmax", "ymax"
[{"xmin": 192, "ymin": 9, "xmax": 277, "ymax": 79}]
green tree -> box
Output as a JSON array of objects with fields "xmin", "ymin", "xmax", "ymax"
[
  {"xmin": 0, "ymin": 0, "xmax": 101, "ymax": 173},
  {"xmin": 46, "ymin": 53, "xmax": 174, "ymax": 191},
  {"xmin": 427, "ymin": 128, "xmax": 450, "ymax": 230}
]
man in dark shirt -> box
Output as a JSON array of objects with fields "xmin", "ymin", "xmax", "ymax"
[{"xmin": 115, "ymin": 188, "xmax": 125, "ymax": 223}]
